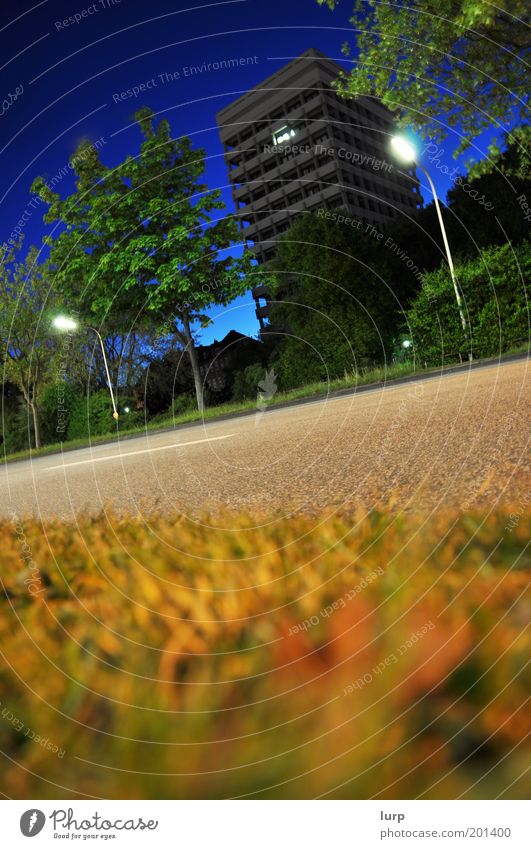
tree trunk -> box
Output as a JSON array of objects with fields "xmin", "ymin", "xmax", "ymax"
[
  {"xmin": 182, "ymin": 313, "xmax": 204, "ymax": 413},
  {"xmin": 30, "ymin": 401, "xmax": 41, "ymax": 449}
]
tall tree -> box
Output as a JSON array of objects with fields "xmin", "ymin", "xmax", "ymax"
[
  {"xmin": 318, "ymin": 1, "xmax": 529, "ymax": 165},
  {"xmin": 265, "ymin": 209, "xmax": 420, "ymax": 386},
  {"xmin": 0, "ymin": 244, "xmax": 61, "ymax": 448},
  {"xmin": 32, "ymin": 108, "xmax": 250, "ymax": 412}
]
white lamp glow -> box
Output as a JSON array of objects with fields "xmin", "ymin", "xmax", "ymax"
[
  {"xmin": 53, "ymin": 315, "xmax": 79, "ymax": 332},
  {"xmin": 390, "ymin": 136, "xmax": 417, "ymax": 164}
]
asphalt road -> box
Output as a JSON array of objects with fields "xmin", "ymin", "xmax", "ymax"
[{"xmin": 1, "ymin": 358, "xmax": 530, "ymax": 521}]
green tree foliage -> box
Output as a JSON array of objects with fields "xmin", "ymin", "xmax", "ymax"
[
  {"xmin": 318, "ymin": 1, "xmax": 529, "ymax": 163},
  {"xmin": 0, "ymin": 244, "xmax": 62, "ymax": 448},
  {"xmin": 66, "ymin": 389, "xmax": 119, "ymax": 441},
  {"xmin": 465, "ymin": 125, "xmax": 530, "ymax": 180},
  {"xmin": 407, "ymin": 240, "xmax": 530, "ymax": 364},
  {"xmin": 266, "ymin": 209, "xmax": 420, "ymax": 387},
  {"xmin": 32, "ymin": 108, "xmax": 250, "ymax": 412},
  {"xmin": 444, "ymin": 136, "xmax": 531, "ymax": 253}
]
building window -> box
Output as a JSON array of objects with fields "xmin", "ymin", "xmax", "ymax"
[{"xmin": 272, "ymin": 125, "xmax": 299, "ymax": 145}]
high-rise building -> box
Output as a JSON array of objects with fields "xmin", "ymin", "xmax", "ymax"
[{"xmin": 216, "ymin": 48, "xmax": 422, "ymax": 329}]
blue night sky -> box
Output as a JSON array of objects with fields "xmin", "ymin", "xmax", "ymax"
[{"xmin": 1, "ymin": 0, "xmax": 500, "ymax": 344}]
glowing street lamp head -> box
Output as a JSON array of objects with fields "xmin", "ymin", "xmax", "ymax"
[
  {"xmin": 390, "ymin": 136, "xmax": 417, "ymax": 164},
  {"xmin": 53, "ymin": 315, "xmax": 78, "ymax": 332},
  {"xmin": 402, "ymin": 339, "xmax": 412, "ymax": 349}
]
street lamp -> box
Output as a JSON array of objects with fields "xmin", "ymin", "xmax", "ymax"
[
  {"xmin": 390, "ymin": 135, "xmax": 470, "ymax": 355},
  {"xmin": 52, "ymin": 315, "xmax": 120, "ymax": 420}
]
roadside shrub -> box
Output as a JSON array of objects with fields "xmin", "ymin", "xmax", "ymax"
[
  {"xmin": 1, "ymin": 506, "xmax": 529, "ymax": 799},
  {"xmin": 270, "ymin": 313, "xmax": 367, "ymax": 390},
  {"xmin": 231, "ymin": 363, "xmax": 266, "ymax": 401},
  {"xmin": 407, "ymin": 240, "xmax": 530, "ymax": 365},
  {"xmin": 66, "ymin": 389, "xmax": 117, "ymax": 440}
]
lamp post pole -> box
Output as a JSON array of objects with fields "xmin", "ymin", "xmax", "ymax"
[
  {"xmin": 87, "ymin": 326, "xmax": 120, "ymax": 420},
  {"xmin": 390, "ymin": 136, "xmax": 471, "ymax": 361},
  {"xmin": 414, "ymin": 160, "xmax": 468, "ymax": 339},
  {"xmin": 53, "ymin": 316, "xmax": 119, "ymax": 419}
]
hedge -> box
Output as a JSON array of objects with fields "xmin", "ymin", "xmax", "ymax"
[{"xmin": 407, "ymin": 240, "xmax": 530, "ymax": 365}]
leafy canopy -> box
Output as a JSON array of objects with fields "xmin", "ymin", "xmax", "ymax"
[
  {"xmin": 318, "ymin": 1, "xmax": 529, "ymax": 160},
  {"xmin": 32, "ymin": 108, "xmax": 250, "ymax": 332}
]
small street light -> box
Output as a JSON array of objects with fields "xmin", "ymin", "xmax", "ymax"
[
  {"xmin": 402, "ymin": 339, "xmax": 412, "ymax": 349},
  {"xmin": 52, "ymin": 315, "xmax": 120, "ymax": 419},
  {"xmin": 390, "ymin": 135, "xmax": 470, "ymax": 357}
]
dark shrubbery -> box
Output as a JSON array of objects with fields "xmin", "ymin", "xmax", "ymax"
[{"xmin": 66, "ymin": 390, "xmax": 118, "ymax": 440}]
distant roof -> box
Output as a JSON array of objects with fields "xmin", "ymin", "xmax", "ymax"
[{"xmin": 199, "ymin": 329, "xmax": 258, "ymax": 351}]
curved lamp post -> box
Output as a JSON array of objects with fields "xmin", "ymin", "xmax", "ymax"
[
  {"xmin": 390, "ymin": 136, "xmax": 470, "ymax": 356},
  {"xmin": 53, "ymin": 316, "xmax": 120, "ymax": 419}
]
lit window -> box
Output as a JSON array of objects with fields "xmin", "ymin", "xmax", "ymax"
[{"xmin": 272, "ymin": 125, "xmax": 299, "ymax": 145}]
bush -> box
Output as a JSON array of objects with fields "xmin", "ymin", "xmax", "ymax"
[
  {"xmin": 270, "ymin": 315, "xmax": 364, "ymax": 390},
  {"xmin": 1, "ymin": 505, "xmax": 529, "ymax": 799},
  {"xmin": 407, "ymin": 240, "xmax": 530, "ymax": 365},
  {"xmin": 66, "ymin": 389, "xmax": 117, "ymax": 440},
  {"xmin": 231, "ymin": 363, "xmax": 267, "ymax": 401},
  {"xmin": 170, "ymin": 393, "xmax": 197, "ymax": 416}
]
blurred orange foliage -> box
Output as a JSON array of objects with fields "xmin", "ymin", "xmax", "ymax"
[{"xmin": 0, "ymin": 506, "xmax": 529, "ymax": 799}]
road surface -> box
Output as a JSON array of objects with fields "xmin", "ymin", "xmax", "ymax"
[{"xmin": 1, "ymin": 358, "xmax": 529, "ymax": 521}]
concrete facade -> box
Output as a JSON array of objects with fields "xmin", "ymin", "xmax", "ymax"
[{"xmin": 216, "ymin": 48, "xmax": 422, "ymax": 328}]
